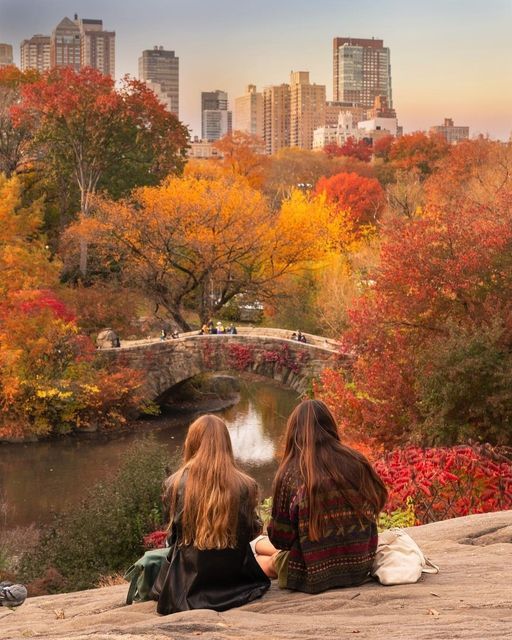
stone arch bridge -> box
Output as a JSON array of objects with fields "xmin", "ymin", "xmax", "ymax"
[{"xmin": 98, "ymin": 327, "xmax": 346, "ymax": 404}]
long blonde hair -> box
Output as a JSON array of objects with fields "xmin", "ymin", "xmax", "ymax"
[{"xmin": 165, "ymin": 414, "xmax": 258, "ymax": 550}]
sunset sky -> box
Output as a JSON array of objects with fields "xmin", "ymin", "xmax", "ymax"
[{"xmin": 1, "ymin": 0, "xmax": 511, "ymax": 139}]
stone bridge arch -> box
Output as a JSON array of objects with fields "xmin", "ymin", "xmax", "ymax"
[{"xmin": 98, "ymin": 328, "xmax": 346, "ymax": 404}]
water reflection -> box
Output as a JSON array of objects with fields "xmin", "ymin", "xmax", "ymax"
[
  {"xmin": 226, "ymin": 403, "xmax": 275, "ymax": 464},
  {"xmin": 0, "ymin": 378, "xmax": 299, "ymax": 529}
]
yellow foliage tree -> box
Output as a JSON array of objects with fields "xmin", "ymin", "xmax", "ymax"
[
  {"xmin": 62, "ymin": 177, "xmax": 338, "ymax": 329},
  {"xmin": 0, "ymin": 174, "xmax": 59, "ymax": 297},
  {"xmin": 268, "ymin": 188, "xmax": 375, "ymax": 334}
]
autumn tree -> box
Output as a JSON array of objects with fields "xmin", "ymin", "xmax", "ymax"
[
  {"xmin": 0, "ymin": 173, "xmax": 58, "ymax": 296},
  {"xmin": 213, "ymin": 131, "xmax": 269, "ymax": 188},
  {"xmin": 388, "ymin": 131, "xmax": 450, "ymax": 178},
  {"xmin": 318, "ymin": 187, "xmax": 512, "ymax": 448},
  {"xmin": 63, "ymin": 177, "xmax": 334, "ymax": 331},
  {"xmin": 372, "ymin": 134, "xmax": 395, "ymax": 161},
  {"xmin": 264, "ymin": 147, "xmax": 376, "ymax": 210},
  {"xmin": 324, "ymin": 137, "xmax": 372, "ymax": 162},
  {"xmin": 314, "ymin": 242, "xmax": 380, "ymax": 337},
  {"xmin": 0, "ymin": 175, "xmax": 142, "ymax": 440},
  {"xmin": 315, "ymin": 171, "xmax": 385, "ymax": 226},
  {"xmin": 0, "ymin": 66, "xmax": 39, "ymax": 177},
  {"xmin": 425, "ymin": 138, "xmax": 512, "ymax": 212},
  {"xmin": 385, "ymin": 169, "xmax": 425, "ymax": 219},
  {"xmin": 12, "ymin": 67, "xmax": 189, "ymax": 275},
  {"xmin": 268, "ymin": 186, "xmax": 375, "ymax": 335},
  {"xmin": 0, "ymin": 289, "xmax": 144, "ymax": 441}
]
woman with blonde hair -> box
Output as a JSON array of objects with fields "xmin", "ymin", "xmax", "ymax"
[
  {"xmin": 253, "ymin": 399, "xmax": 387, "ymax": 593},
  {"xmin": 154, "ymin": 414, "xmax": 270, "ymax": 614}
]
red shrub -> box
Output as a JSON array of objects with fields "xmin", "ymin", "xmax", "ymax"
[
  {"xmin": 143, "ymin": 529, "xmax": 167, "ymax": 549},
  {"xmin": 374, "ymin": 444, "xmax": 512, "ymax": 524}
]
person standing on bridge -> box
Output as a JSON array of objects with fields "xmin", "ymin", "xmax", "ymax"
[
  {"xmin": 252, "ymin": 399, "xmax": 387, "ymax": 594},
  {"xmin": 153, "ymin": 415, "xmax": 270, "ymax": 614}
]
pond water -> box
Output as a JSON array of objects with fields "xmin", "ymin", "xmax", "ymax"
[{"xmin": 0, "ymin": 377, "xmax": 300, "ymax": 530}]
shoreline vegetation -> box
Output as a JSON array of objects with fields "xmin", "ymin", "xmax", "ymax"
[{"xmin": 0, "ymin": 374, "xmax": 241, "ymax": 445}]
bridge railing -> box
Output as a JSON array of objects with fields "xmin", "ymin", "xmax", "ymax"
[
  {"xmin": 225, "ymin": 327, "xmax": 340, "ymax": 351},
  {"xmin": 104, "ymin": 327, "xmax": 340, "ymax": 353}
]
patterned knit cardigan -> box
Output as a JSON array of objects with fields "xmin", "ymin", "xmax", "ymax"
[{"xmin": 267, "ymin": 467, "xmax": 378, "ymax": 594}]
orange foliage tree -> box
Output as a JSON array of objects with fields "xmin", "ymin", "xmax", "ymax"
[
  {"xmin": 0, "ymin": 176, "xmax": 143, "ymax": 441},
  {"xmin": 63, "ymin": 176, "xmax": 334, "ymax": 330},
  {"xmin": 315, "ymin": 171, "xmax": 385, "ymax": 226},
  {"xmin": 425, "ymin": 138, "xmax": 512, "ymax": 211},
  {"xmin": 263, "ymin": 147, "xmax": 376, "ymax": 210},
  {"xmin": 372, "ymin": 134, "xmax": 395, "ymax": 161},
  {"xmin": 213, "ymin": 131, "xmax": 269, "ymax": 189},
  {"xmin": 0, "ymin": 174, "xmax": 58, "ymax": 296},
  {"xmin": 388, "ymin": 131, "xmax": 450, "ymax": 178}
]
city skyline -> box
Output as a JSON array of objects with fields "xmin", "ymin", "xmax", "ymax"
[{"xmin": 0, "ymin": 0, "xmax": 511, "ymax": 140}]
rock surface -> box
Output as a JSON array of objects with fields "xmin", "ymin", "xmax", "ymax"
[{"xmin": 3, "ymin": 511, "xmax": 511, "ymax": 640}]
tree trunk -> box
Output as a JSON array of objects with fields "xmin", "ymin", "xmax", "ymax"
[
  {"xmin": 164, "ymin": 306, "xmax": 192, "ymax": 333},
  {"xmin": 79, "ymin": 187, "xmax": 89, "ymax": 278}
]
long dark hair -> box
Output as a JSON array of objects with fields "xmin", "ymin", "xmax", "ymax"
[
  {"xmin": 273, "ymin": 399, "xmax": 388, "ymax": 541},
  {"xmin": 165, "ymin": 414, "xmax": 258, "ymax": 549}
]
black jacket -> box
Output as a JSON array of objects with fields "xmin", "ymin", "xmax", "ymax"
[{"xmin": 153, "ymin": 475, "xmax": 270, "ymax": 614}]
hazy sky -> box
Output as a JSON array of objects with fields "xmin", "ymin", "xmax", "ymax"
[{"xmin": 1, "ymin": 0, "xmax": 511, "ymax": 139}]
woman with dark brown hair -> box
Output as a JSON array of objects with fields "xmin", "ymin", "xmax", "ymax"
[
  {"xmin": 154, "ymin": 414, "xmax": 270, "ymax": 614},
  {"xmin": 253, "ymin": 399, "xmax": 387, "ymax": 594}
]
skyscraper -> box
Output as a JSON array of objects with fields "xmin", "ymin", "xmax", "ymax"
[
  {"xmin": 234, "ymin": 85, "xmax": 263, "ymax": 138},
  {"xmin": 201, "ymin": 90, "xmax": 231, "ymax": 141},
  {"xmin": 289, "ymin": 71, "xmax": 326, "ymax": 150},
  {"xmin": 78, "ymin": 18, "xmax": 115, "ymax": 78},
  {"xmin": 25, "ymin": 15, "xmax": 115, "ymax": 76},
  {"xmin": 20, "ymin": 35, "xmax": 51, "ymax": 72},
  {"xmin": 0, "ymin": 43, "xmax": 13, "ymax": 68},
  {"xmin": 263, "ymin": 84, "xmax": 290, "ymax": 155},
  {"xmin": 51, "ymin": 17, "xmax": 81, "ymax": 70},
  {"xmin": 333, "ymin": 37, "xmax": 392, "ymax": 109},
  {"xmin": 139, "ymin": 46, "xmax": 179, "ymax": 116}
]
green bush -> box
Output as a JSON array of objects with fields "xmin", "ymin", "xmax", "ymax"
[
  {"xmin": 417, "ymin": 321, "xmax": 512, "ymax": 445},
  {"xmin": 19, "ymin": 437, "xmax": 174, "ymax": 592},
  {"xmin": 378, "ymin": 498, "xmax": 416, "ymax": 531}
]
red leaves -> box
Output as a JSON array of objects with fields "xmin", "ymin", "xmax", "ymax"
[
  {"xmin": 11, "ymin": 66, "xmax": 189, "ymax": 214},
  {"xmin": 317, "ymin": 178, "xmax": 512, "ymax": 446},
  {"xmin": 226, "ymin": 343, "xmax": 308, "ymax": 374},
  {"xmin": 315, "ymin": 172, "xmax": 385, "ymax": 226},
  {"xmin": 374, "ymin": 445, "xmax": 512, "ymax": 524},
  {"xmin": 18, "ymin": 289, "xmax": 76, "ymax": 323},
  {"xmin": 261, "ymin": 343, "xmax": 309, "ymax": 374},
  {"xmin": 324, "ymin": 137, "xmax": 373, "ymax": 163},
  {"xmin": 227, "ymin": 343, "xmax": 255, "ymax": 371},
  {"xmin": 142, "ymin": 529, "xmax": 167, "ymax": 549}
]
